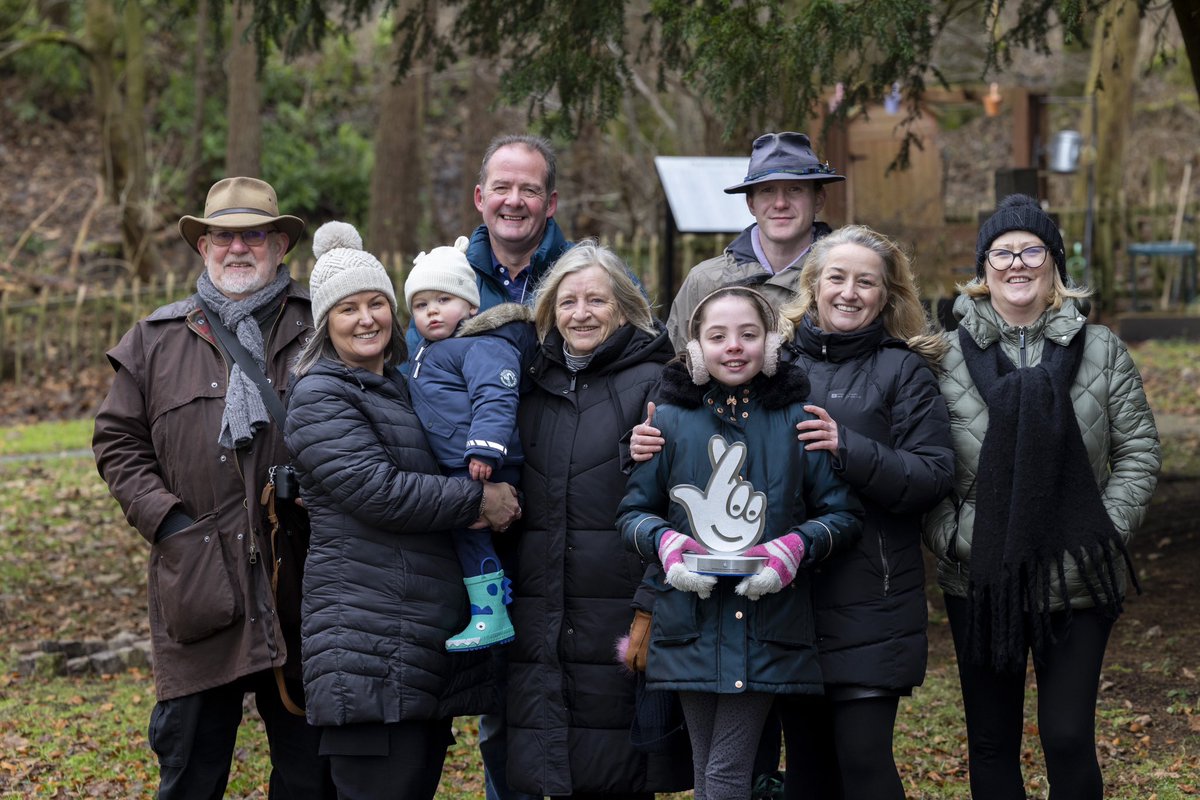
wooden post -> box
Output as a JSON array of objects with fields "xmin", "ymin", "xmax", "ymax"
[
  {"xmin": 111, "ymin": 277, "xmax": 126, "ymax": 348},
  {"xmin": 13, "ymin": 307, "xmax": 22, "ymax": 387},
  {"xmin": 71, "ymin": 284, "xmax": 87, "ymax": 366},
  {"xmin": 820, "ymin": 119, "xmax": 850, "ymax": 226},
  {"xmin": 0, "ymin": 291, "xmax": 8, "ymax": 383},
  {"xmin": 131, "ymin": 276, "xmax": 143, "ymax": 328},
  {"xmin": 648, "ymin": 233, "xmax": 660, "ymax": 314},
  {"xmin": 35, "ymin": 287, "xmax": 50, "ymax": 373}
]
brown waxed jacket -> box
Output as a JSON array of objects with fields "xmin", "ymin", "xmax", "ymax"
[{"xmin": 93, "ymin": 280, "xmax": 314, "ymax": 701}]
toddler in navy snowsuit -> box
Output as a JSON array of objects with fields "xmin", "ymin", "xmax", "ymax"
[{"xmin": 405, "ymin": 237, "xmax": 536, "ymax": 651}]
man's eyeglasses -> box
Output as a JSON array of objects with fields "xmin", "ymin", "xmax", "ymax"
[
  {"xmin": 207, "ymin": 229, "xmax": 273, "ymax": 247},
  {"xmin": 986, "ymin": 246, "xmax": 1048, "ymax": 271}
]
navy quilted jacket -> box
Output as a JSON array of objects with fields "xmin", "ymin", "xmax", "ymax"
[{"xmin": 284, "ymin": 359, "xmax": 493, "ymax": 726}]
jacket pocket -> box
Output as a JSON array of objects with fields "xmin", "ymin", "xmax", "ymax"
[
  {"xmin": 417, "ymin": 401, "xmax": 457, "ymax": 440},
  {"xmin": 651, "ymin": 584, "xmax": 700, "ymax": 645},
  {"xmin": 151, "ymin": 512, "xmax": 243, "ymax": 644},
  {"xmin": 752, "ymin": 584, "xmax": 814, "ymax": 647}
]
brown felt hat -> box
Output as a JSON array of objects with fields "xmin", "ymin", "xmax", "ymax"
[{"xmin": 178, "ymin": 177, "xmax": 305, "ymax": 254}]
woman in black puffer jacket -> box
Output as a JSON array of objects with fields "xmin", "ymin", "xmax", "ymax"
[
  {"xmin": 776, "ymin": 225, "xmax": 954, "ymax": 800},
  {"xmin": 285, "ymin": 223, "xmax": 521, "ymax": 799},
  {"xmin": 505, "ymin": 243, "xmax": 685, "ymax": 798}
]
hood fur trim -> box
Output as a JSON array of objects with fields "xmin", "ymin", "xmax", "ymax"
[
  {"xmin": 456, "ymin": 302, "xmax": 533, "ymax": 337},
  {"xmin": 657, "ymin": 358, "xmax": 810, "ymax": 410}
]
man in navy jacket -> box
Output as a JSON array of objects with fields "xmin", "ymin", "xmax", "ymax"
[{"xmin": 406, "ymin": 134, "xmax": 571, "ymax": 357}]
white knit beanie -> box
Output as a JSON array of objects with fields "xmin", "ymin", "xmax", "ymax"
[
  {"xmin": 404, "ymin": 236, "xmax": 481, "ymax": 311},
  {"xmin": 309, "ymin": 221, "xmax": 397, "ymax": 331}
]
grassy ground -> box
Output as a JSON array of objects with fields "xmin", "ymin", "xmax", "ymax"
[{"xmin": 1, "ymin": 386, "xmax": 1198, "ymax": 797}]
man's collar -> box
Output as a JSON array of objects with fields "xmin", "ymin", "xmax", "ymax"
[{"xmin": 750, "ymin": 225, "xmax": 812, "ymax": 274}]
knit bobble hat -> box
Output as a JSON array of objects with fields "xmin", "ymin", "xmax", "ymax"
[
  {"xmin": 404, "ymin": 236, "xmax": 481, "ymax": 310},
  {"xmin": 309, "ymin": 221, "xmax": 397, "ymax": 331},
  {"xmin": 975, "ymin": 194, "xmax": 1068, "ymax": 282}
]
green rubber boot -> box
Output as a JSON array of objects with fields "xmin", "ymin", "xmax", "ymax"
[{"xmin": 445, "ymin": 569, "xmax": 515, "ymax": 652}]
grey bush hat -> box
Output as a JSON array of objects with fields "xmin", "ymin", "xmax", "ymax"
[{"xmin": 724, "ymin": 132, "xmax": 845, "ymax": 194}]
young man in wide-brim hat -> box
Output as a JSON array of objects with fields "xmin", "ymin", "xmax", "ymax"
[
  {"xmin": 665, "ymin": 131, "xmax": 846, "ymax": 349},
  {"xmin": 94, "ymin": 177, "xmax": 334, "ymax": 798}
]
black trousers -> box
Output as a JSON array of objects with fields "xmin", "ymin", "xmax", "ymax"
[
  {"xmin": 945, "ymin": 594, "xmax": 1114, "ymax": 800},
  {"xmin": 321, "ymin": 718, "xmax": 455, "ymax": 800},
  {"xmin": 148, "ymin": 670, "xmax": 334, "ymax": 800},
  {"xmin": 781, "ymin": 692, "xmax": 903, "ymax": 800}
]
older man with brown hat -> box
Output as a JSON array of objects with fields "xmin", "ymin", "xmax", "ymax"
[
  {"xmin": 665, "ymin": 131, "xmax": 845, "ymax": 349},
  {"xmin": 93, "ymin": 177, "xmax": 334, "ymax": 798}
]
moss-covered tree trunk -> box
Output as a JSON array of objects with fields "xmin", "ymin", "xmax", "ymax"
[
  {"xmin": 1075, "ymin": 0, "xmax": 1140, "ymax": 314},
  {"xmin": 84, "ymin": 0, "xmax": 159, "ymax": 280},
  {"xmin": 121, "ymin": 0, "xmax": 159, "ymax": 278},
  {"xmin": 225, "ymin": 0, "xmax": 262, "ymax": 177},
  {"xmin": 368, "ymin": 12, "xmax": 427, "ymax": 260},
  {"xmin": 185, "ymin": 0, "xmax": 211, "ymax": 200}
]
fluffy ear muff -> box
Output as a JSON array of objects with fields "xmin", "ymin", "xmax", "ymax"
[
  {"xmin": 685, "ymin": 340, "xmax": 709, "ymax": 385},
  {"xmin": 762, "ymin": 332, "xmax": 783, "ymax": 377}
]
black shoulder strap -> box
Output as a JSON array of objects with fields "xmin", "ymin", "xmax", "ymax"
[{"xmin": 197, "ymin": 297, "xmax": 288, "ymax": 429}]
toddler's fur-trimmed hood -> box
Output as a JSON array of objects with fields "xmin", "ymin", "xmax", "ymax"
[{"xmin": 456, "ymin": 302, "xmax": 533, "ymax": 338}]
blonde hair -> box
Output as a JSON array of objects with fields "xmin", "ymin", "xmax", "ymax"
[
  {"xmin": 780, "ymin": 225, "xmax": 946, "ymax": 362},
  {"xmin": 958, "ymin": 269, "xmax": 1092, "ymax": 311},
  {"xmin": 532, "ymin": 241, "xmax": 657, "ymax": 343}
]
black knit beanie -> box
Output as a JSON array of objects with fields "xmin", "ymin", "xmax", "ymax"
[{"xmin": 975, "ymin": 194, "xmax": 1067, "ymax": 282}]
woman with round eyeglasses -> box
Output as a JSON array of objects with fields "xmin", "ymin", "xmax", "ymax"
[{"xmin": 923, "ymin": 194, "xmax": 1160, "ymax": 799}]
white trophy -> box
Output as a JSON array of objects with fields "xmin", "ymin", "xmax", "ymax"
[{"xmin": 670, "ymin": 435, "xmax": 768, "ymax": 576}]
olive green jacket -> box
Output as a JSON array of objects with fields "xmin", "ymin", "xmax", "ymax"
[{"xmin": 923, "ymin": 294, "xmax": 1161, "ymax": 609}]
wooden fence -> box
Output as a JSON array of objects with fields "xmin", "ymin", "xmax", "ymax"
[
  {"xmin": 0, "ymin": 233, "xmax": 732, "ymax": 383},
  {"xmin": 3, "ymin": 212, "xmax": 1193, "ymax": 384}
]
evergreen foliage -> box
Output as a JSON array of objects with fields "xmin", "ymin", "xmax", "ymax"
[{"xmin": 246, "ymin": 0, "xmax": 1114, "ymax": 139}]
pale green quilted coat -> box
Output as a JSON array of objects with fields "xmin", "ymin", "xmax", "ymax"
[{"xmin": 923, "ymin": 294, "xmax": 1161, "ymax": 610}]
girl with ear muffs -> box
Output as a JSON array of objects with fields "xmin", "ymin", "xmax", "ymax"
[
  {"xmin": 631, "ymin": 227, "xmax": 956, "ymax": 800},
  {"xmin": 617, "ymin": 286, "xmax": 863, "ymax": 799}
]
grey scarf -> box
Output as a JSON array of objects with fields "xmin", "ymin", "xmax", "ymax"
[{"xmin": 196, "ymin": 266, "xmax": 292, "ymax": 449}]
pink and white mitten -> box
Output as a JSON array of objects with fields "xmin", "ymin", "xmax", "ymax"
[
  {"xmin": 657, "ymin": 530, "xmax": 718, "ymax": 599},
  {"xmin": 734, "ymin": 533, "xmax": 806, "ymax": 600}
]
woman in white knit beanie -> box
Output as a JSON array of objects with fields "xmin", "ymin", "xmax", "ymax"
[
  {"xmin": 293, "ymin": 221, "xmax": 402, "ymax": 375},
  {"xmin": 285, "ymin": 222, "xmax": 521, "ymax": 799}
]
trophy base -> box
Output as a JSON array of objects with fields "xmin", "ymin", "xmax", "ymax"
[{"xmin": 683, "ymin": 553, "xmax": 767, "ymax": 577}]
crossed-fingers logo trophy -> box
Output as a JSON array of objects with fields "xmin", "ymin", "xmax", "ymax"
[{"xmin": 669, "ymin": 435, "xmax": 769, "ymax": 576}]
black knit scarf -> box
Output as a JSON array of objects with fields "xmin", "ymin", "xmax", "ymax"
[{"xmin": 959, "ymin": 325, "xmax": 1136, "ymax": 673}]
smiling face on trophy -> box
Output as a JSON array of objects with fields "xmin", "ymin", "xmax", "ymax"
[{"xmin": 669, "ymin": 436, "xmax": 766, "ymax": 555}]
